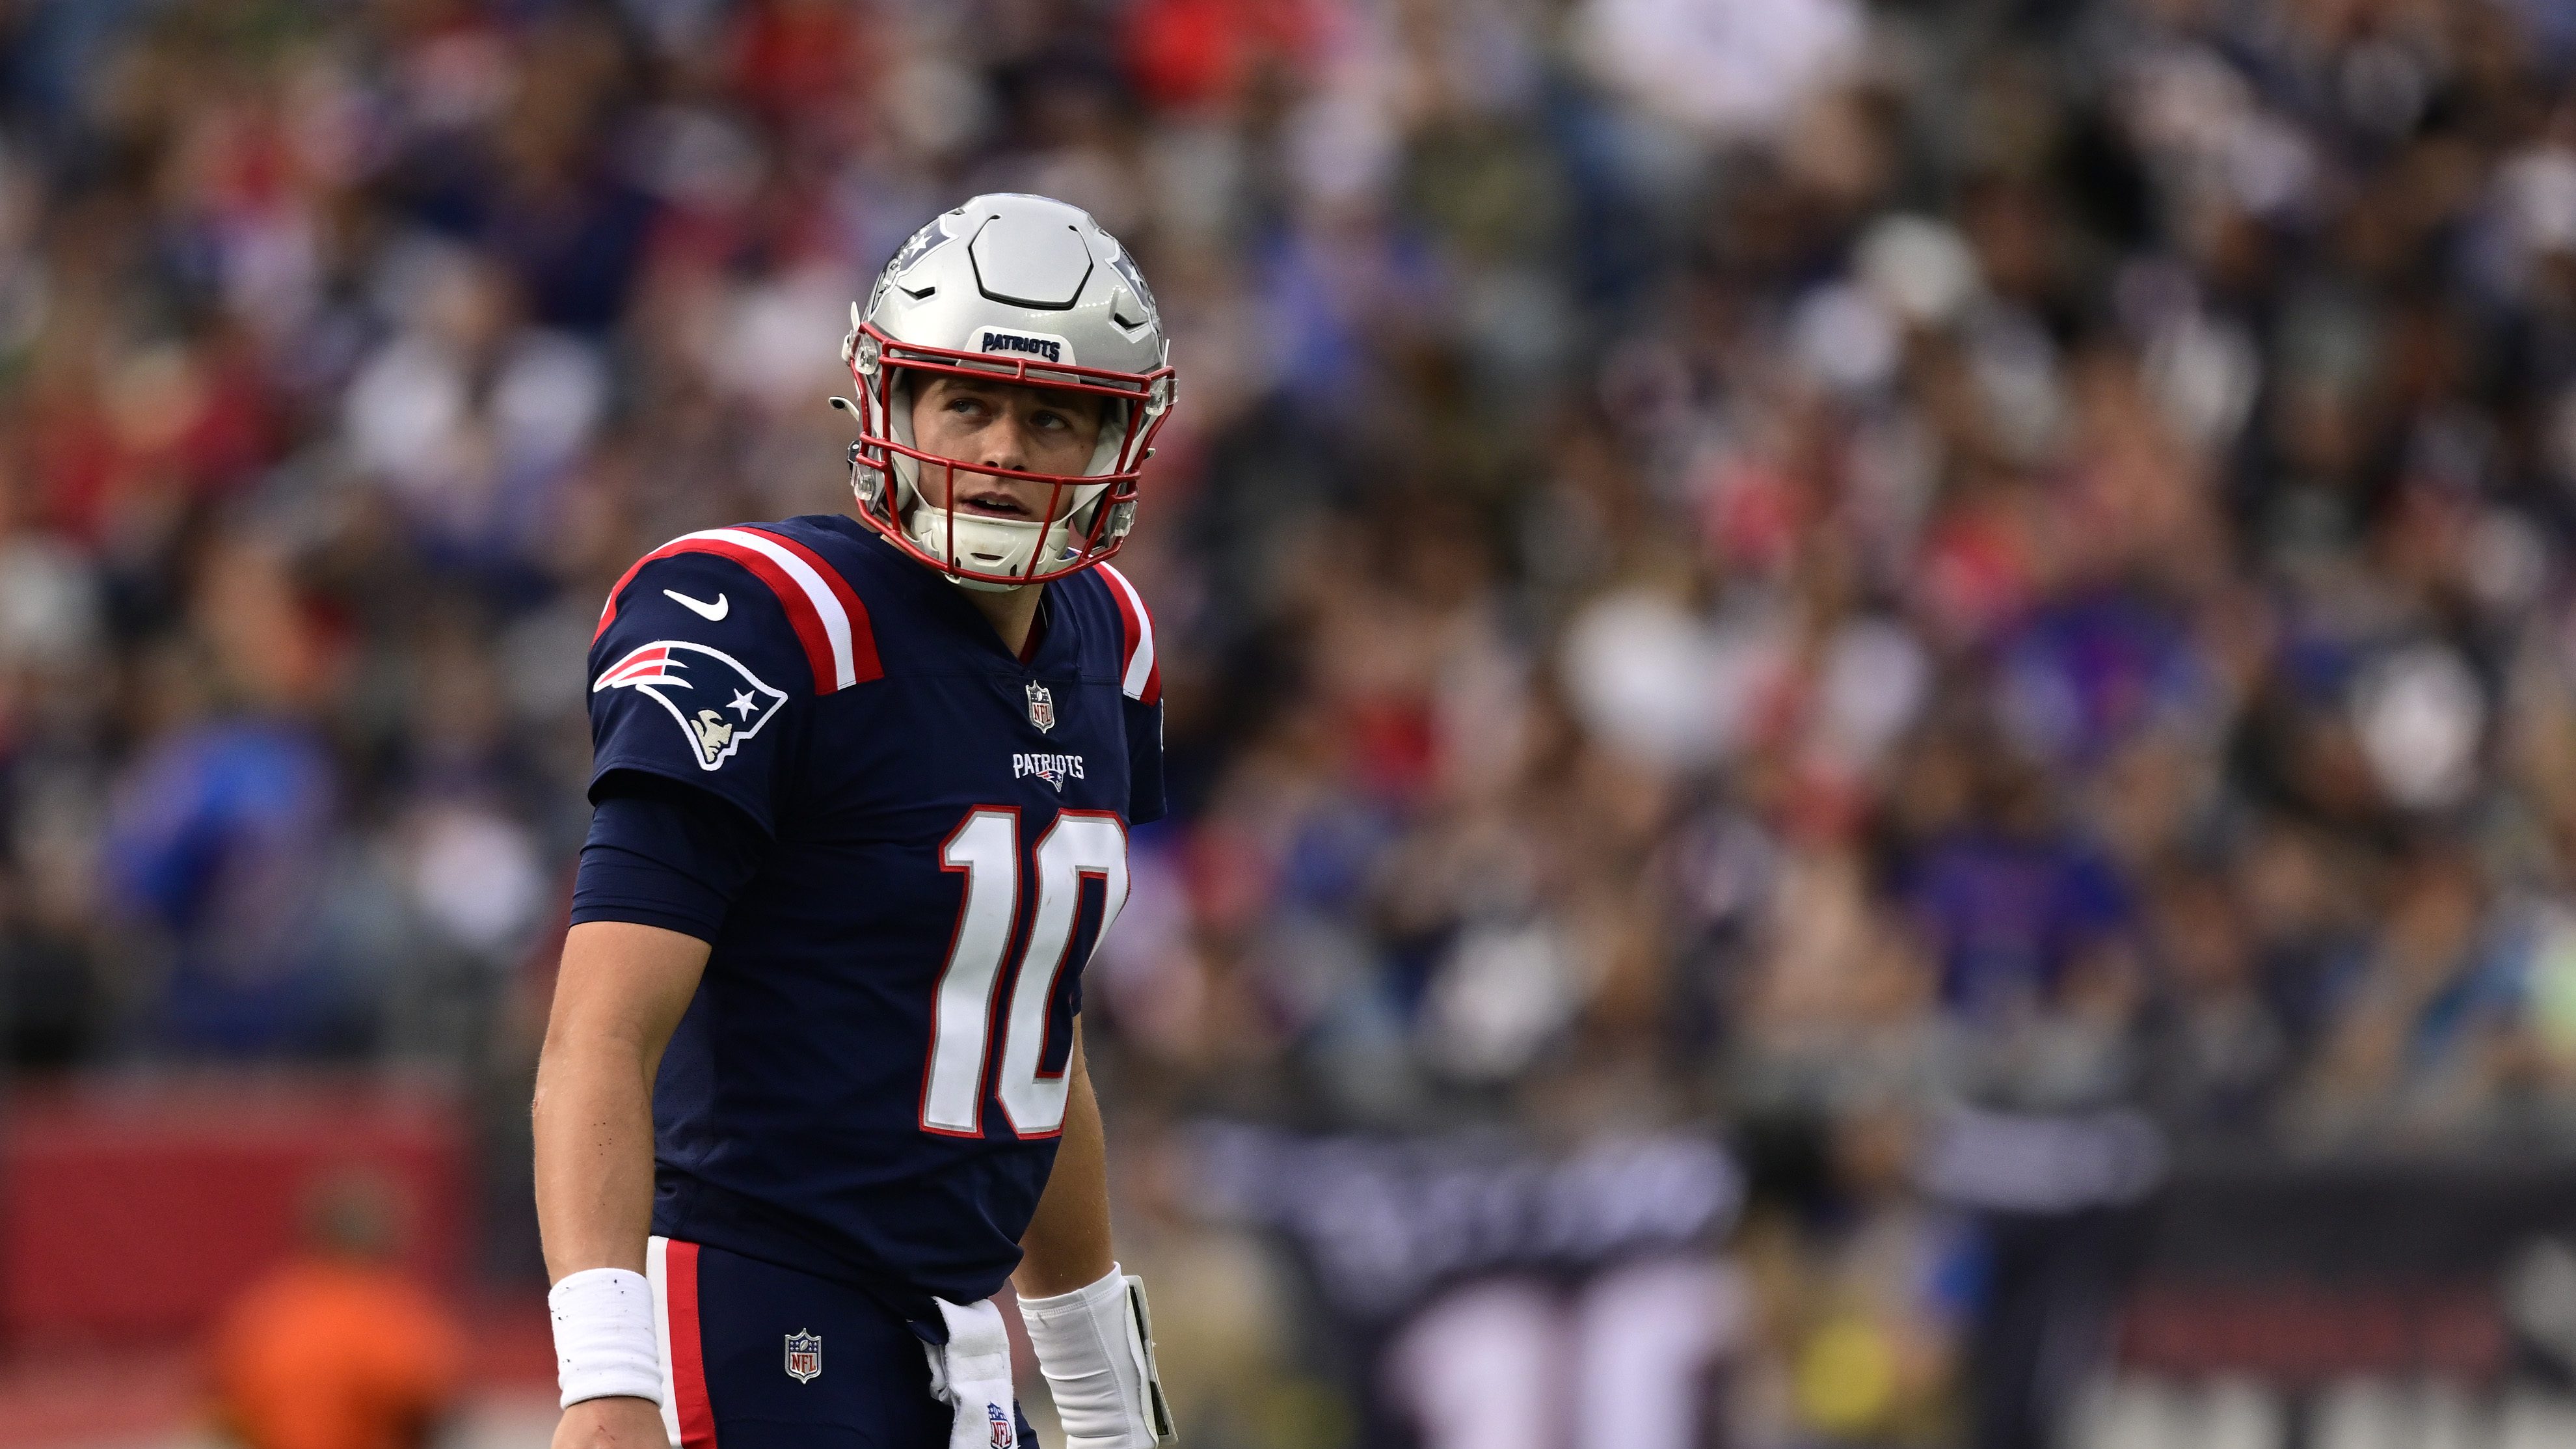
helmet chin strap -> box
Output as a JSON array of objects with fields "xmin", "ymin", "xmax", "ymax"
[{"xmin": 948, "ymin": 567, "xmax": 1024, "ymax": 595}]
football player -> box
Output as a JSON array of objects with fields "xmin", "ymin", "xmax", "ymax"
[{"xmin": 534, "ymin": 195, "xmax": 1179, "ymax": 1449}]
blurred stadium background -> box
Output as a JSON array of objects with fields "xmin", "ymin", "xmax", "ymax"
[{"xmin": 10, "ymin": 0, "xmax": 2576, "ymax": 1446}]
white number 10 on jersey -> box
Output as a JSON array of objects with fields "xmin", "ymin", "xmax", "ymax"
[{"xmin": 921, "ymin": 807, "xmax": 1129, "ymax": 1137}]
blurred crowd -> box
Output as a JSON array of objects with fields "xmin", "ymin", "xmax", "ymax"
[{"xmin": 7, "ymin": 0, "xmax": 2576, "ymax": 1442}]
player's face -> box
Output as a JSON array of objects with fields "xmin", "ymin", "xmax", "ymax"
[{"xmin": 908, "ymin": 375, "xmax": 1108, "ymax": 522}]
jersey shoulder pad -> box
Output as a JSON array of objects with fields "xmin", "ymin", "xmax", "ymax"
[
  {"xmin": 1091, "ymin": 562, "xmax": 1160, "ymax": 705},
  {"xmin": 593, "ymin": 524, "xmax": 882, "ymax": 694}
]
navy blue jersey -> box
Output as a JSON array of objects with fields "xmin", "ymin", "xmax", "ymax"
[{"xmin": 580, "ymin": 514, "xmax": 1163, "ymax": 1316}]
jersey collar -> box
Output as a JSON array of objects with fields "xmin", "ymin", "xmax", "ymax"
[{"xmin": 849, "ymin": 516, "xmax": 1080, "ymax": 676}]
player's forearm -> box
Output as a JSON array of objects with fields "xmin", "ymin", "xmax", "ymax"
[
  {"xmin": 533, "ymin": 920, "xmax": 710, "ymax": 1282},
  {"xmin": 1015, "ymin": 1027, "xmax": 1116, "ymax": 1297},
  {"xmin": 533, "ymin": 1035, "xmax": 662, "ymax": 1279}
]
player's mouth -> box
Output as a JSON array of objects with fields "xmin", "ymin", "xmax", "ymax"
[{"xmin": 954, "ymin": 491, "xmax": 1034, "ymax": 519}]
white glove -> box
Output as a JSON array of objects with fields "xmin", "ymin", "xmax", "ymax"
[
  {"xmin": 926, "ymin": 1297, "xmax": 1022, "ymax": 1449},
  {"xmin": 1017, "ymin": 1266, "xmax": 1177, "ymax": 1449}
]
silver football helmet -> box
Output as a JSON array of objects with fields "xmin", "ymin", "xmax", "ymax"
[{"xmin": 837, "ymin": 194, "xmax": 1176, "ymax": 589}]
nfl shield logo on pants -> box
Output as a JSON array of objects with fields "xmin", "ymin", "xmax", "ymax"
[
  {"xmin": 784, "ymin": 1329, "xmax": 822, "ymax": 1383},
  {"xmin": 1025, "ymin": 682, "xmax": 1055, "ymax": 733}
]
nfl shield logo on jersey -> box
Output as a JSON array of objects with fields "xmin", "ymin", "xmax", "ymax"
[
  {"xmin": 1025, "ymin": 682, "xmax": 1055, "ymax": 733},
  {"xmin": 987, "ymin": 1402, "xmax": 1016, "ymax": 1448},
  {"xmin": 784, "ymin": 1329, "xmax": 822, "ymax": 1383}
]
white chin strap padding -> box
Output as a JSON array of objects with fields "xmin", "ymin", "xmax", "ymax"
[{"xmin": 920, "ymin": 506, "xmax": 1047, "ymax": 577}]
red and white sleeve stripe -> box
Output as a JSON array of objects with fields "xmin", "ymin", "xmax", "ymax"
[
  {"xmin": 1096, "ymin": 562, "xmax": 1161, "ymax": 705},
  {"xmin": 595, "ymin": 528, "xmax": 881, "ymax": 692}
]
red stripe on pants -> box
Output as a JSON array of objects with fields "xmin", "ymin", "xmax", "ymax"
[{"xmin": 667, "ymin": 1239, "xmax": 719, "ymax": 1448}]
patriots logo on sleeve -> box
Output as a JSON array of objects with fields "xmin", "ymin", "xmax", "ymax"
[{"xmin": 594, "ymin": 640, "xmax": 788, "ymax": 769}]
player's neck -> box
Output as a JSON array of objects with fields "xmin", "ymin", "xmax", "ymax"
[{"xmin": 959, "ymin": 580, "xmax": 1044, "ymax": 660}]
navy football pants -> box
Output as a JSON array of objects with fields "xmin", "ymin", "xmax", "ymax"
[{"xmin": 647, "ymin": 1236, "xmax": 1038, "ymax": 1449}]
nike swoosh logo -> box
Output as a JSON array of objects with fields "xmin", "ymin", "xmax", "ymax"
[{"xmin": 664, "ymin": 589, "xmax": 729, "ymax": 621}]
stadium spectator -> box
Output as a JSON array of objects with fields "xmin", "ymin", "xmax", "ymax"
[{"xmin": 208, "ymin": 1171, "xmax": 464, "ymax": 1449}]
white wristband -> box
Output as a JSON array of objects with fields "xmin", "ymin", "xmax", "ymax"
[
  {"xmin": 550, "ymin": 1267, "xmax": 664, "ymax": 1410},
  {"xmin": 1019, "ymin": 1264, "xmax": 1175, "ymax": 1449}
]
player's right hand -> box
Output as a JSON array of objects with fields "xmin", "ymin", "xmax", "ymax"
[{"xmin": 553, "ymin": 1396, "xmax": 667, "ymax": 1449}]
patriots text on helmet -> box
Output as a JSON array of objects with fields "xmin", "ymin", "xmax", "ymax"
[{"xmin": 977, "ymin": 329, "xmax": 1063, "ymax": 364}]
